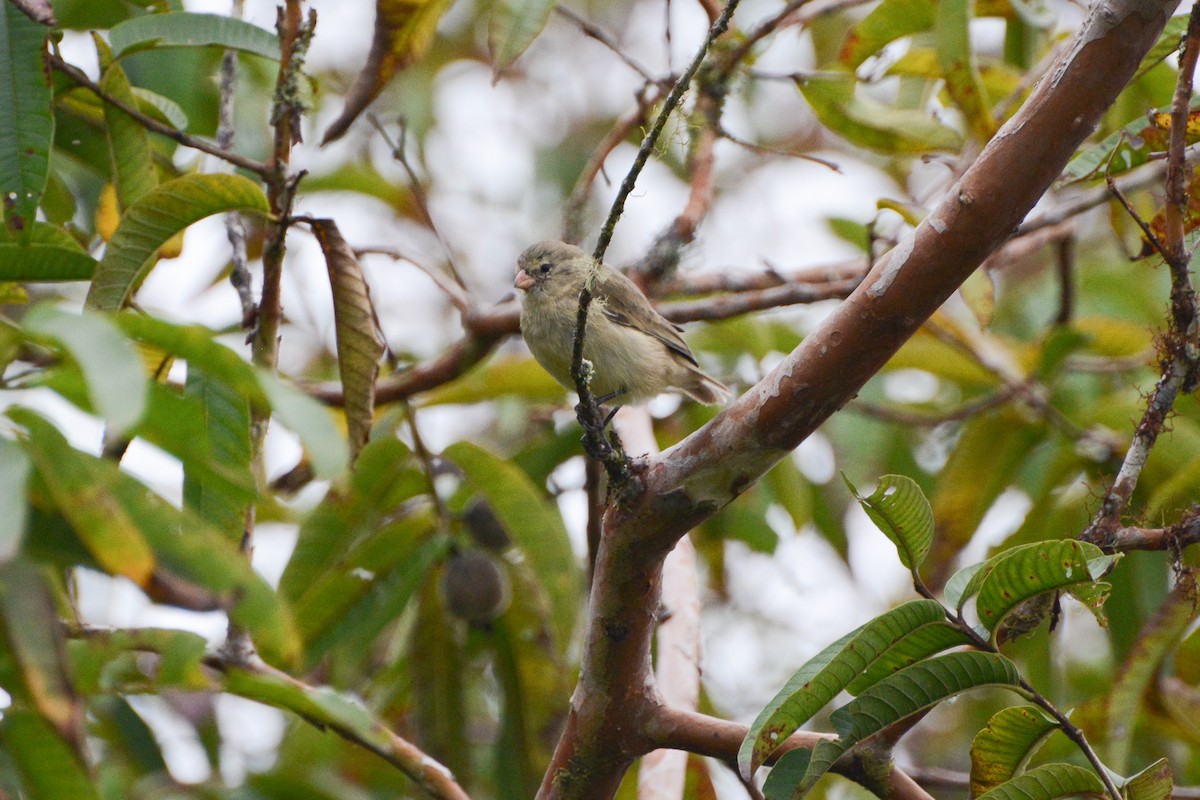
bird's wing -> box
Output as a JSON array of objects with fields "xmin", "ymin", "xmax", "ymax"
[{"xmin": 597, "ymin": 271, "xmax": 700, "ymax": 367}]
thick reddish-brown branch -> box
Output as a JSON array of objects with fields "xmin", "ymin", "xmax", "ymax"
[{"xmin": 539, "ymin": 4, "xmax": 1175, "ymax": 799}]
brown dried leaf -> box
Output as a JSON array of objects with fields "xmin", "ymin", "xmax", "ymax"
[{"xmin": 310, "ymin": 218, "xmax": 385, "ymax": 460}]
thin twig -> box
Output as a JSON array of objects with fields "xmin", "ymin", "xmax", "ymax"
[
  {"xmin": 569, "ymin": 0, "xmax": 743, "ymax": 486},
  {"xmin": 563, "ymin": 94, "xmax": 661, "ymax": 244},
  {"xmin": 592, "ymin": 0, "xmax": 742, "ymax": 261},
  {"xmin": 218, "ymin": 0, "xmax": 258, "ymax": 337},
  {"xmin": 48, "ymin": 54, "xmax": 271, "ymax": 177},
  {"xmin": 368, "ymin": 115, "xmax": 471, "ymax": 296},
  {"xmin": 554, "ymin": 5, "xmax": 660, "ymax": 84},
  {"xmin": 1084, "ymin": 3, "xmax": 1200, "ymax": 545}
]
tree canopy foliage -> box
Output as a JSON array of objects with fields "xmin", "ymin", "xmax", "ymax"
[{"xmin": 0, "ymin": 0, "xmax": 1199, "ymax": 799}]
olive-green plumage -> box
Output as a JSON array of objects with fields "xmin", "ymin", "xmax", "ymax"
[{"xmin": 514, "ymin": 240, "xmax": 728, "ymax": 406}]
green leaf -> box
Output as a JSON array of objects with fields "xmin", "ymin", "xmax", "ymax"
[
  {"xmin": 1105, "ymin": 584, "xmax": 1197, "ymax": 772},
  {"xmin": 0, "ymin": 438, "xmax": 31, "ymax": 561},
  {"xmin": 830, "ymin": 651, "xmax": 1022, "ymax": 740},
  {"xmin": 410, "ymin": 572, "xmax": 470, "ymax": 778},
  {"xmin": 292, "ymin": 508, "xmax": 437, "ymax": 652},
  {"xmin": 839, "ymin": 0, "xmax": 933, "ymax": 68},
  {"xmin": 23, "ymin": 304, "xmax": 148, "ymax": 434},
  {"xmin": 85, "ymin": 173, "xmax": 271, "ymax": 311},
  {"xmin": 131, "ymin": 86, "xmax": 188, "ymax": 130},
  {"xmin": 1133, "ymin": 14, "xmax": 1189, "ymax": 82},
  {"xmin": 974, "ymin": 540, "xmax": 1113, "ymax": 642},
  {"xmin": 109, "ymin": 11, "xmax": 281, "ymax": 61},
  {"xmin": 1060, "ymin": 103, "xmax": 1190, "ymax": 183},
  {"xmin": 304, "ymin": 531, "xmax": 448, "ymax": 664},
  {"xmin": 222, "ymin": 666, "xmax": 405, "ymax": 758},
  {"xmin": 99, "ymin": 51, "xmax": 156, "ymax": 210},
  {"xmin": 68, "ymin": 627, "xmax": 210, "ymax": 694},
  {"xmin": 420, "ymin": 355, "xmax": 566, "ymax": 405},
  {"xmin": 762, "ymin": 746, "xmax": 819, "ymax": 800},
  {"xmin": 279, "ymin": 437, "xmax": 426, "ymax": 604},
  {"xmin": 738, "ymin": 599, "xmax": 949, "ymax": 777},
  {"xmin": 970, "ymin": 705, "xmax": 1059, "ymax": 797},
  {"xmin": 13, "ymin": 410, "xmax": 299, "ymax": 664},
  {"xmin": 779, "ymin": 652, "xmax": 1023, "ymax": 798},
  {"xmin": 0, "ymin": 560, "xmax": 83, "ymax": 742},
  {"xmin": 945, "ymin": 560, "xmax": 988, "ymax": 612},
  {"xmin": 489, "ymin": 0, "xmax": 555, "ymax": 75},
  {"xmin": 845, "ymin": 619, "xmax": 970, "ymax": 695},
  {"xmin": 843, "ymin": 473, "xmax": 933, "ymax": 571},
  {"xmin": 935, "ymin": 0, "xmax": 995, "ymax": 140},
  {"xmin": 442, "ymin": 441, "xmax": 580, "ymax": 653},
  {"xmin": 931, "ymin": 410, "xmax": 1043, "ymax": 577},
  {"xmin": 796, "ymin": 73, "xmax": 963, "ymax": 154},
  {"xmin": 114, "ymin": 314, "xmax": 348, "ymax": 480},
  {"xmin": 0, "ymin": 4, "xmax": 54, "ymax": 238},
  {"xmin": 258, "ymin": 373, "xmax": 349, "ymax": 480},
  {"xmin": 0, "ymin": 244, "xmax": 98, "ymax": 281},
  {"xmin": 491, "ymin": 588, "xmax": 571, "ymax": 798},
  {"xmin": 180, "ymin": 369, "xmax": 253, "ymax": 539},
  {"xmin": 310, "ymin": 219, "xmax": 384, "ymax": 461},
  {"xmin": 975, "ymin": 764, "xmax": 1104, "ymax": 800},
  {"xmin": 1123, "ymin": 758, "xmax": 1172, "ymax": 800},
  {"xmin": 0, "ymin": 709, "xmax": 100, "ymax": 800}
]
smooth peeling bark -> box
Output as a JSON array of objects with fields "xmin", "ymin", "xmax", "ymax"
[
  {"xmin": 540, "ymin": 3, "xmax": 1176, "ymax": 799},
  {"xmin": 647, "ymin": 0, "xmax": 1177, "ymax": 521}
]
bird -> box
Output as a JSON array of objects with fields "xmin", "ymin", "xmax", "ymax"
[{"xmin": 514, "ymin": 240, "xmax": 729, "ymax": 407}]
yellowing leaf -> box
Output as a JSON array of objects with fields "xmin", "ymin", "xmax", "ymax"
[{"xmin": 95, "ymin": 183, "xmax": 119, "ymax": 241}]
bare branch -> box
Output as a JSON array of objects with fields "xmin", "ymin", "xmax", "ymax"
[{"xmin": 48, "ymin": 55, "xmax": 271, "ymax": 178}]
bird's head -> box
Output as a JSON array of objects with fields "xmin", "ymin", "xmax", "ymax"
[{"xmin": 514, "ymin": 240, "xmax": 589, "ymax": 296}]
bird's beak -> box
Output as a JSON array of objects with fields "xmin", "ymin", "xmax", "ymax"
[{"xmin": 514, "ymin": 270, "xmax": 535, "ymax": 291}]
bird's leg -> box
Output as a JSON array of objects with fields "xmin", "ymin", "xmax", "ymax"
[{"xmin": 594, "ymin": 387, "xmax": 629, "ymax": 406}]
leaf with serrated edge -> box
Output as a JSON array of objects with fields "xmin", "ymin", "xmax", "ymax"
[
  {"xmin": 844, "ymin": 473, "xmax": 933, "ymax": 571},
  {"xmin": 85, "ymin": 174, "xmax": 270, "ymax": 311},
  {"xmin": 970, "ymin": 705, "xmax": 1058, "ymax": 797},
  {"xmin": 738, "ymin": 599, "xmax": 947, "ymax": 778},
  {"xmin": 975, "ymin": 764, "xmax": 1104, "ymax": 800}
]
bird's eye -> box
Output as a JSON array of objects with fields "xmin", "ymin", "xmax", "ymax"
[{"xmin": 538, "ymin": 262, "xmax": 552, "ymax": 275}]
